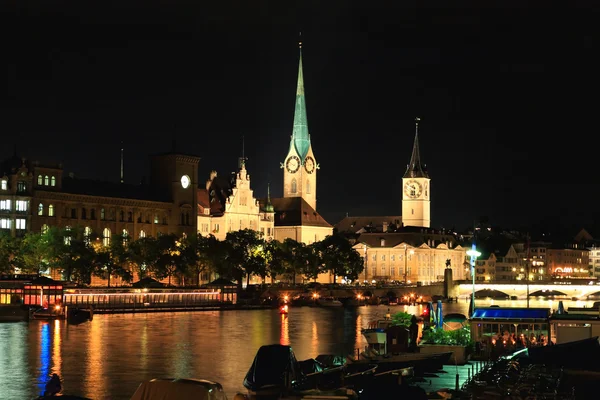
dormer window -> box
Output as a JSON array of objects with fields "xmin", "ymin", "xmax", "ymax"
[
  {"xmin": 44, "ymin": 175, "xmax": 49, "ymax": 186},
  {"xmin": 51, "ymin": 176, "xmax": 56, "ymax": 186},
  {"xmin": 37, "ymin": 175, "xmax": 43, "ymax": 185},
  {"xmin": 0, "ymin": 180, "xmax": 6, "ymax": 190},
  {"xmin": 380, "ymin": 239, "xmax": 386, "ymax": 247}
]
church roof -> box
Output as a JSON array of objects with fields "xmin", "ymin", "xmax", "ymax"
[
  {"xmin": 356, "ymin": 230, "xmax": 460, "ymax": 249},
  {"xmin": 335, "ymin": 216, "xmax": 403, "ymax": 234},
  {"xmin": 261, "ymin": 197, "xmax": 332, "ymax": 228},
  {"xmin": 60, "ymin": 177, "xmax": 171, "ymax": 202},
  {"xmin": 290, "ymin": 49, "xmax": 311, "ymax": 161},
  {"xmin": 197, "ymin": 173, "xmax": 236, "ymax": 216},
  {"xmin": 403, "ymin": 119, "xmax": 429, "ymax": 179}
]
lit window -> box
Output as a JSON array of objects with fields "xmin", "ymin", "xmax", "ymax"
[
  {"xmin": 291, "ymin": 179, "xmax": 297, "ymax": 194},
  {"xmin": 306, "ymin": 180, "xmax": 311, "ymax": 194},
  {"xmin": 154, "ymin": 215, "xmax": 159, "ymax": 224},
  {"xmin": 84, "ymin": 227, "xmax": 92, "ymax": 244},
  {"xmin": 64, "ymin": 226, "xmax": 72, "ymax": 245},
  {"xmin": 51, "ymin": 176, "xmax": 56, "ymax": 186},
  {"xmin": 103, "ymin": 228, "xmax": 111, "ymax": 246},
  {"xmin": 48, "ymin": 204, "xmax": 54, "ymax": 217},
  {"xmin": 16, "ymin": 200, "xmax": 28, "ymax": 211},
  {"xmin": 0, "ymin": 218, "xmax": 11, "ymax": 229},
  {"xmin": 123, "ymin": 229, "xmax": 129, "ymax": 245},
  {"xmin": 17, "ymin": 181, "xmax": 26, "ymax": 192},
  {"xmin": 41, "ymin": 224, "xmax": 49, "ymax": 233},
  {"xmin": 38, "ymin": 175, "xmax": 43, "ymax": 185},
  {"xmin": 38, "ymin": 203, "xmax": 43, "ymax": 216},
  {"xmin": 0, "ymin": 199, "xmax": 10, "ymax": 211},
  {"xmin": 44, "ymin": 176, "xmax": 49, "ymax": 186},
  {"xmin": 1, "ymin": 180, "xmax": 6, "ymax": 190},
  {"xmin": 100, "ymin": 208, "xmax": 105, "ymax": 220},
  {"xmin": 139, "ymin": 230, "xmax": 146, "ymax": 238},
  {"xmin": 16, "ymin": 218, "xmax": 26, "ymax": 230}
]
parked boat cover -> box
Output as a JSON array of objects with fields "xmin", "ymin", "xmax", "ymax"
[
  {"xmin": 315, "ymin": 354, "xmax": 347, "ymax": 367},
  {"xmin": 298, "ymin": 358, "xmax": 325, "ymax": 375},
  {"xmin": 525, "ymin": 336, "xmax": 600, "ymax": 370},
  {"xmin": 243, "ymin": 344, "xmax": 307, "ymax": 391},
  {"xmin": 130, "ymin": 378, "xmax": 227, "ymax": 400}
]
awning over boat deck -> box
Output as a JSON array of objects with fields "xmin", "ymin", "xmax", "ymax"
[{"xmin": 470, "ymin": 307, "xmax": 550, "ymax": 322}]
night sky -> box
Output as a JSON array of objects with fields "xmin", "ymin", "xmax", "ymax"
[{"xmin": 2, "ymin": 1, "xmax": 599, "ymax": 233}]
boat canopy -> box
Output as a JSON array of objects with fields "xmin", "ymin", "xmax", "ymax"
[
  {"xmin": 243, "ymin": 344, "xmax": 308, "ymax": 392},
  {"xmin": 130, "ymin": 378, "xmax": 227, "ymax": 400},
  {"xmin": 471, "ymin": 307, "xmax": 550, "ymax": 322}
]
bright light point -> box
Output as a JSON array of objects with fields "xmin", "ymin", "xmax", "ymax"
[{"xmin": 467, "ymin": 249, "xmax": 481, "ymax": 257}]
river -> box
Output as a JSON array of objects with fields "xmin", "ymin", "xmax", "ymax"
[{"xmin": 0, "ymin": 298, "xmax": 593, "ymax": 399}]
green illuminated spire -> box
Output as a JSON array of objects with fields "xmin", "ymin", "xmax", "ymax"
[
  {"xmin": 291, "ymin": 38, "xmax": 310, "ymax": 161},
  {"xmin": 265, "ymin": 183, "xmax": 274, "ymax": 213}
]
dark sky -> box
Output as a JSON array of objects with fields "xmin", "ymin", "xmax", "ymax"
[{"xmin": 2, "ymin": 1, "xmax": 599, "ymax": 232}]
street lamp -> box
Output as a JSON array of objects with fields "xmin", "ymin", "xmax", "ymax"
[
  {"xmin": 404, "ymin": 244, "xmax": 414, "ymax": 285},
  {"xmin": 466, "ymin": 247, "xmax": 481, "ymax": 316}
]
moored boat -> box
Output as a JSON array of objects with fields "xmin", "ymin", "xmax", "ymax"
[
  {"xmin": 130, "ymin": 378, "xmax": 228, "ymax": 400},
  {"xmin": 317, "ymin": 297, "xmax": 343, "ymax": 307}
]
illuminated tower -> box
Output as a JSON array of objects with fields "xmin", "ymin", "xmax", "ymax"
[
  {"xmin": 401, "ymin": 118, "xmax": 431, "ymax": 228},
  {"xmin": 281, "ymin": 38, "xmax": 318, "ymax": 210}
]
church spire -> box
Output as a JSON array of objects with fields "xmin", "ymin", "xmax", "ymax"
[
  {"xmin": 290, "ymin": 33, "xmax": 311, "ymax": 161},
  {"xmin": 265, "ymin": 182, "xmax": 274, "ymax": 213},
  {"xmin": 403, "ymin": 117, "xmax": 429, "ymax": 178}
]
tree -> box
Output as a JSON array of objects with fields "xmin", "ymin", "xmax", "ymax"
[
  {"xmin": 91, "ymin": 234, "xmax": 132, "ymax": 287},
  {"xmin": 223, "ymin": 229, "xmax": 265, "ymax": 289},
  {"xmin": 304, "ymin": 242, "xmax": 325, "ymax": 282},
  {"xmin": 154, "ymin": 234, "xmax": 187, "ymax": 286},
  {"xmin": 128, "ymin": 237, "xmax": 160, "ymax": 281},
  {"xmin": 263, "ymin": 239, "xmax": 286, "ymax": 282},
  {"xmin": 0, "ymin": 232, "xmax": 19, "ymax": 274},
  {"xmin": 17, "ymin": 229, "xmax": 56, "ymax": 274},
  {"xmin": 280, "ymin": 238, "xmax": 307, "ymax": 285},
  {"xmin": 318, "ymin": 233, "xmax": 364, "ymax": 283},
  {"xmin": 196, "ymin": 234, "xmax": 226, "ymax": 283}
]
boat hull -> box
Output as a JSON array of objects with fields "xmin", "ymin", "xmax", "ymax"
[{"xmin": 361, "ymin": 328, "xmax": 387, "ymax": 345}]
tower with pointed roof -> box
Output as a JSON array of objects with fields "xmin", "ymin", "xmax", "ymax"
[
  {"xmin": 401, "ymin": 118, "xmax": 431, "ymax": 228},
  {"xmin": 281, "ymin": 39, "xmax": 318, "ymax": 211}
]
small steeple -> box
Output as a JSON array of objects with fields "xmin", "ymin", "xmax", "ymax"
[
  {"xmin": 238, "ymin": 135, "xmax": 247, "ymax": 169},
  {"xmin": 120, "ymin": 141, "xmax": 124, "ymax": 184},
  {"xmin": 403, "ymin": 117, "xmax": 429, "ymax": 178},
  {"xmin": 290, "ymin": 32, "xmax": 311, "ymax": 161},
  {"xmin": 265, "ymin": 182, "xmax": 274, "ymax": 213}
]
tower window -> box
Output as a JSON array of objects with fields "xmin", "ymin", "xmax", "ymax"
[
  {"xmin": 48, "ymin": 204, "xmax": 54, "ymax": 217},
  {"xmin": 291, "ymin": 179, "xmax": 297, "ymax": 194},
  {"xmin": 1, "ymin": 180, "xmax": 6, "ymax": 190},
  {"xmin": 306, "ymin": 180, "xmax": 311, "ymax": 194}
]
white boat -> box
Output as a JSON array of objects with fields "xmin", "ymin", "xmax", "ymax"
[
  {"xmin": 130, "ymin": 378, "xmax": 228, "ymax": 400},
  {"xmin": 317, "ymin": 297, "xmax": 343, "ymax": 307}
]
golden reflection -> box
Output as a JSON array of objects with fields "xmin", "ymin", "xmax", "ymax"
[
  {"xmin": 140, "ymin": 322, "xmax": 148, "ymax": 372},
  {"xmin": 311, "ymin": 321, "xmax": 318, "ymax": 356},
  {"xmin": 280, "ymin": 314, "xmax": 289, "ymax": 345},
  {"xmin": 251, "ymin": 311, "xmax": 265, "ymax": 348},
  {"xmin": 354, "ymin": 314, "xmax": 363, "ymax": 359},
  {"xmin": 84, "ymin": 319, "xmax": 105, "ymax": 399},
  {"xmin": 52, "ymin": 320, "xmax": 62, "ymax": 377}
]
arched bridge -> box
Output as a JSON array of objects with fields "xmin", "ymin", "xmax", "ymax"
[{"xmin": 457, "ymin": 282, "xmax": 600, "ymax": 300}]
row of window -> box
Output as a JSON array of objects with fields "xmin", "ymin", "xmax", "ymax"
[
  {"xmin": 36, "ymin": 204, "xmax": 166, "ymax": 224},
  {"xmin": 290, "ymin": 179, "xmax": 311, "ymax": 194},
  {"xmin": 1, "ymin": 181, "xmax": 29, "ymax": 193},
  {"xmin": 0, "ymin": 199, "xmax": 29, "ymax": 212},
  {"xmin": 0, "ymin": 218, "xmax": 27, "ymax": 230},
  {"xmin": 37, "ymin": 175, "xmax": 57, "ymax": 187},
  {"xmin": 41, "ymin": 224, "xmax": 148, "ymax": 246}
]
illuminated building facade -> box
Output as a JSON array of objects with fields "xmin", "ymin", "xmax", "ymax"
[
  {"xmin": 1, "ymin": 151, "xmax": 200, "ymax": 283},
  {"xmin": 197, "ymin": 158, "xmax": 275, "ymax": 242},
  {"xmin": 352, "ymin": 230, "xmax": 467, "ymax": 284}
]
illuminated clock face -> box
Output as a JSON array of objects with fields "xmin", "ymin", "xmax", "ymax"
[
  {"xmin": 304, "ymin": 156, "xmax": 315, "ymax": 174},
  {"xmin": 286, "ymin": 156, "xmax": 300, "ymax": 173},
  {"xmin": 404, "ymin": 180, "xmax": 422, "ymax": 198},
  {"xmin": 181, "ymin": 175, "xmax": 190, "ymax": 189}
]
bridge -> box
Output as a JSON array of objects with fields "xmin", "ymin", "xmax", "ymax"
[{"xmin": 457, "ymin": 281, "xmax": 600, "ymax": 300}]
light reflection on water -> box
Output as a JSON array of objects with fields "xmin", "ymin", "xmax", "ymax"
[{"xmin": 0, "ymin": 298, "xmax": 593, "ymax": 399}]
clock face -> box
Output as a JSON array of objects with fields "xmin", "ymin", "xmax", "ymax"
[
  {"xmin": 404, "ymin": 180, "xmax": 423, "ymax": 198},
  {"xmin": 286, "ymin": 155, "xmax": 300, "ymax": 173},
  {"xmin": 304, "ymin": 156, "xmax": 315, "ymax": 174},
  {"xmin": 181, "ymin": 175, "xmax": 190, "ymax": 189}
]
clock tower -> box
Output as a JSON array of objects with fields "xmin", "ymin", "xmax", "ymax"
[
  {"xmin": 402, "ymin": 118, "xmax": 431, "ymax": 228},
  {"xmin": 282, "ymin": 40, "xmax": 318, "ymax": 210}
]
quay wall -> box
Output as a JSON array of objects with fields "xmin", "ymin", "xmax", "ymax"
[{"xmin": 266, "ymin": 282, "xmax": 448, "ymax": 300}]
